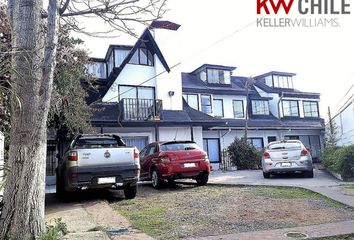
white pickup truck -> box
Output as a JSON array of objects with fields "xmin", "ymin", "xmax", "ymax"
[{"xmin": 56, "ymin": 134, "xmax": 140, "ymax": 199}]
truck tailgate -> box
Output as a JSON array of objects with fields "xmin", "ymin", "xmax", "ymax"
[{"xmin": 77, "ymin": 147, "xmax": 135, "ymax": 167}]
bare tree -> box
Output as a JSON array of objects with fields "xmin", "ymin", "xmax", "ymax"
[
  {"xmin": 243, "ymin": 77, "xmax": 255, "ymax": 141},
  {"xmin": 0, "ymin": 0, "xmax": 166, "ymax": 239}
]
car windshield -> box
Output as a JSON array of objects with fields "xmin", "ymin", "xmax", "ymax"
[
  {"xmin": 160, "ymin": 142, "xmax": 199, "ymax": 151},
  {"xmin": 268, "ymin": 142, "xmax": 301, "ymax": 150},
  {"xmin": 74, "ymin": 138, "xmax": 122, "ymax": 149}
]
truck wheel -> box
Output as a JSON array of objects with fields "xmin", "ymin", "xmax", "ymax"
[
  {"xmin": 124, "ymin": 185, "xmax": 137, "ymax": 199},
  {"xmin": 151, "ymin": 170, "xmax": 163, "ymax": 189},
  {"xmin": 196, "ymin": 172, "xmax": 208, "ymax": 186},
  {"xmin": 304, "ymin": 170, "xmax": 314, "ymax": 178}
]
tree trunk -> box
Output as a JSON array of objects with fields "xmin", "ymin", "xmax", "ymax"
[{"xmin": 0, "ymin": 0, "xmax": 59, "ymax": 239}]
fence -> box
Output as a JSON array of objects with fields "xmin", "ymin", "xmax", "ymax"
[{"xmin": 219, "ymin": 149, "xmax": 236, "ymax": 171}]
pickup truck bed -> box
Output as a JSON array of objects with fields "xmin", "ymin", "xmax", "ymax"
[{"xmin": 56, "ymin": 134, "xmax": 140, "ymax": 199}]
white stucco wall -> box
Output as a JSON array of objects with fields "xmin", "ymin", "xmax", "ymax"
[
  {"xmin": 212, "ymin": 95, "xmax": 247, "ymax": 119},
  {"xmin": 0, "ymin": 132, "xmax": 4, "ymax": 195},
  {"xmin": 102, "ymin": 63, "xmax": 156, "ymax": 102},
  {"xmin": 333, "ymin": 99, "xmax": 354, "ymax": 146}
]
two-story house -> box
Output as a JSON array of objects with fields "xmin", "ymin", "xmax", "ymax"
[
  {"xmin": 85, "ymin": 28, "xmax": 220, "ymax": 154},
  {"xmin": 60, "ymin": 28, "xmax": 324, "ymax": 173},
  {"xmin": 182, "ymin": 65, "xmax": 324, "ymax": 168}
]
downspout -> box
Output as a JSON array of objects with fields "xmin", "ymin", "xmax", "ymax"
[{"xmin": 278, "ymin": 92, "xmax": 284, "ymax": 140}]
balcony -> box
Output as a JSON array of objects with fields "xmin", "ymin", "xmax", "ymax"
[{"xmin": 120, "ymin": 98, "xmax": 162, "ymax": 121}]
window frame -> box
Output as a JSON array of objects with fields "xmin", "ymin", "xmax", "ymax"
[
  {"xmin": 129, "ymin": 47, "xmax": 154, "ymax": 66},
  {"xmin": 232, "ymin": 100, "xmax": 244, "ymax": 118},
  {"xmin": 213, "ymin": 99, "xmax": 224, "ymax": 117},
  {"xmin": 303, "ymin": 101, "xmax": 319, "ymax": 118},
  {"xmin": 251, "ymin": 100, "xmax": 269, "ymax": 115},
  {"xmin": 183, "ymin": 93, "xmax": 200, "ymax": 110},
  {"xmin": 118, "ymin": 85, "xmax": 155, "ymax": 101},
  {"xmin": 282, "ymin": 100, "xmax": 300, "ymax": 117},
  {"xmin": 201, "ymin": 94, "xmax": 213, "ymax": 114}
]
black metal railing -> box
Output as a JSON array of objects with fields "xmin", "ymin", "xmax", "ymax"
[
  {"xmin": 120, "ymin": 98, "xmax": 162, "ymax": 121},
  {"xmin": 220, "ymin": 149, "xmax": 237, "ymax": 171}
]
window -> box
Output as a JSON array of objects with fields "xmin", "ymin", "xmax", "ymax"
[
  {"xmin": 303, "ymin": 101, "xmax": 319, "ymax": 117},
  {"xmin": 119, "ymin": 85, "xmax": 155, "ymax": 100},
  {"xmin": 114, "ymin": 49, "xmax": 129, "ymax": 67},
  {"xmin": 248, "ymin": 138, "xmax": 264, "ymax": 150},
  {"xmin": 129, "ymin": 47, "xmax": 154, "ymax": 66},
  {"xmin": 267, "ymin": 136, "xmax": 277, "ymax": 144},
  {"xmin": 251, "ymin": 100, "xmax": 269, "ymax": 115},
  {"xmin": 282, "ymin": 100, "xmax": 299, "ymax": 117},
  {"xmin": 206, "ymin": 69, "xmax": 231, "ymax": 84},
  {"xmin": 87, "ymin": 62, "xmax": 106, "ymax": 79},
  {"xmin": 107, "ymin": 52, "xmax": 114, "ymax": 75},
  {"xmin": 183, "ymin": 94, "xmax": 199, "ymax": 110},
  {"xmin": 273, "ymin": 75, "xmax": 293, "ymax": 89},
  {"xmin": 201, "ymin": 95, "xmax": 212, "ymax": 113},
  {"xmin": 213, "ymin": 99, "xmax": 224, "ymax": 117},
  {"xmin": 233, "ymin": 100, "xmax": 244, "ymax": 118}
]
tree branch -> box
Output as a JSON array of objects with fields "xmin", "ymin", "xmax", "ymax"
[{"xmin": 59, "ymin": 0, "xmax": 70, "ymax": 15}]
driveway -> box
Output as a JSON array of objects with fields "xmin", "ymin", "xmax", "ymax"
[{"xmin": 208, "ymin": 169, "xmax": 354, "ymax": 208}]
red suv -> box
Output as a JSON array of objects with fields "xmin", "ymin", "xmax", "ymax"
[{"xmin": 139, "ymin": 141, "xmax": 211, "ymax": 188}]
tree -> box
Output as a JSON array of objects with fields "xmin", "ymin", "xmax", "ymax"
[
  {"xmin": 243, "ymin": 77, "xmax": 255, "ymax": 141},
  {"xmin": 325, "ymin": 106, "xmax": 339, "ymax": 147},
  {"xmin": 0, "ymin": 0, "xmax": 166, "ymax": 239}
]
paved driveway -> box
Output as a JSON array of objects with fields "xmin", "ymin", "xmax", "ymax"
[
  {"xmin": 209, "ymin": 169, "xmax": 354, "ymax": 208},
  {"xmin": 209, "ymin": 169, "xmax": 345, "ymax": 188}
]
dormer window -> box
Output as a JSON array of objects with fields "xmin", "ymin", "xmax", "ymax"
[
  {"xmin": 201, "ymin": 69, "xmax": 231, "ymax": 84},
  {"xmin": 273, "ymin": 75, "xmax": 293, "ymax": 89},
  {"xmin": 129, "ymin": 47, "xmax": 154, "ymax": 66},
  {"xmin": 87, "ymin": 61, "xmax": 106, "ymax": 79},
  {"xmin": 251, "ymin": 100, "xmax": 269, "ymax": 115}
]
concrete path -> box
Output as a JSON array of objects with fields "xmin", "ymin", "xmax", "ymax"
[
  {"xmin": 188, "ymin": 220, "xmax": 354, "ymax": 240},
  {"xmin": 209, "ymin": 169, "xmax": 354, "ymax": 207},
  {"xmin": 45, "ymin": 193, "xmax": 153, "ymax": 240}
]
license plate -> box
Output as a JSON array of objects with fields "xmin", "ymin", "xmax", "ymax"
[
  {"xmin": 281, "ymin": 163, "xmax": 291, "ymax": 167},
  {"xmin": 184, "ymin": 163, "xmax": 196, "ymax": 168},
  {"xmin": 98, "ymin": 177, "xmax": 116, "ymax": 184}
]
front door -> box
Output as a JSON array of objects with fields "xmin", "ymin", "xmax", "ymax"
[{"xmin": 203, "ymin": 138, "xmax": 220, "ymax": 163}]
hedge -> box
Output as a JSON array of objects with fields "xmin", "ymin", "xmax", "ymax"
[
  {"xmin": 322, "ymin": 145, "xmax": 354, "ymax": 180},
  {"xmin": 227, "ymin": 138, "xmax": 262, "ymax": 170}
]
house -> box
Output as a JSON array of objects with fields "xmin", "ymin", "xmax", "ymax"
[
  {"xmin": 330, "ymin": 85, "xmax": 354, "ymax": 146},
  {"xmin": 181, "ymin": 65, "xmax": 325, "ymax": 168},
  {"xmin": 48, "ymin": 27, "xmax": 324, "ymax": 172}
]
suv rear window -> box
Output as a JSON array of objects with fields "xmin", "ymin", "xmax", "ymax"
[
  {"xmin": 74, "ymin": 138, "xmax": 123, "ymax": 149},
  {"xmin": 268, "ymin": 142, "xmax": 301, "ymax": 150},
  {"xmin": 160, "ymin": 142, "xmax": 199, "ymax": 151}
]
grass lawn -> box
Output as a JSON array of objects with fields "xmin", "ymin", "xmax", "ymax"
[
  {"xmin": 314, "ymin": 234, "xmax": 354, "ymax": 240},
  {"xmin": 111, "ymin": 184, "xmax": 354, "ymax": 240},
  {"xmin": 345, "ymin": 184, "xmax": 354, "ymax": 190}
]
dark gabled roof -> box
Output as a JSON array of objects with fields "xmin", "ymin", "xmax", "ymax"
[
  {"xmin": 255, "ymin": 71, "xmax": 296, "ymax": 80},
  {"xmin": 190, "ymin": 64, "xmax": 236, "ymax": 75},
  {"xmin": 182, "ymin": 73, "xmax": 250, "ymax": 96},
  {"xmin": 254, "ymin": 80, "xmax": 320, "ymax": 99},
  {"xmin": 98, "ymin": 28, "xmax": 170, "ymax": 100}
]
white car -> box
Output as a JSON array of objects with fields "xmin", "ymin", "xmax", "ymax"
[{"xmin": 262, "ymin": 140, "xmax": 313, "ymax": 178}]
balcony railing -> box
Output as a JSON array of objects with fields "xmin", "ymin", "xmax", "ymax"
[{"xmin": 120, "ymin": 98, "xmax": 162, "ymax": 121}]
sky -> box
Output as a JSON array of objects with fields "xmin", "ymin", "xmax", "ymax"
[{"xmin": 73, "ymin": 0, "xmax": 354, "ymax": 119}]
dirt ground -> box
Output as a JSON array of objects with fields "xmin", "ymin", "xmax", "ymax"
[{"xmin": 111, "ymin": 183, "xmax": 354, "ymax": 240}]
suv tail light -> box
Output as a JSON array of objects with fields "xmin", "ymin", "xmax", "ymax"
[
  {"xmin": 301, "ymin": 149, "xmax": 308, "ymax": 157},
  {"xmin": 134, "ymin": 148, "xmax": 139, "ymax": 164},
  {"xmin": 263, "ymin": 151, "xmax": 270, "ymax": 159},
  {"xmin": 68, "ymin": 151, "xmax": 78, "ymax": 161}
]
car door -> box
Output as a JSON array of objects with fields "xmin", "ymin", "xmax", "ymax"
[
  {"xmin": 143, "ymin": 144, "xmax": 158, "ymax": 179},
  {"xmin": 139, "ymin": 145, "xmax": 149, "ymax": 179}
]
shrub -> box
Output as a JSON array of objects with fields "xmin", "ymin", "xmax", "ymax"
[
  {"xmin": 38, "ymin": 218, "xmax": 68, "ymax": 240},
  {"xmin": 322, "ymin": 145, "xmax": 354, "ymax": 180},
  {"xmin": 227, "ymin": 138, "xmax": 262, "ymax": 170}
]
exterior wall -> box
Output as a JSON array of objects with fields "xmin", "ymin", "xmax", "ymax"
[
  {"xmin": 102, "ymin": 127, "xmax": 157, "ymax": 143},
  {"xmin": 212, "ymin": 95, "xmax": 247, "ymax": 119},
  {"xmin": 333, "ymin": 99, "xmax": 354, "ymax": 146},
  {"xmin": 0, "ymin": 131, "xmax": 4, "ymax": 195},
  {"xmin": 158, "ymin": 126, "xmax": 202, "ymax": 146},
  {"xmin": 155, "ymin": 56, "xmax": 183, "ymax": 111},
  {"xmin": 102, "ymin": 64, "xmax": 156, "ymax": 102}
]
